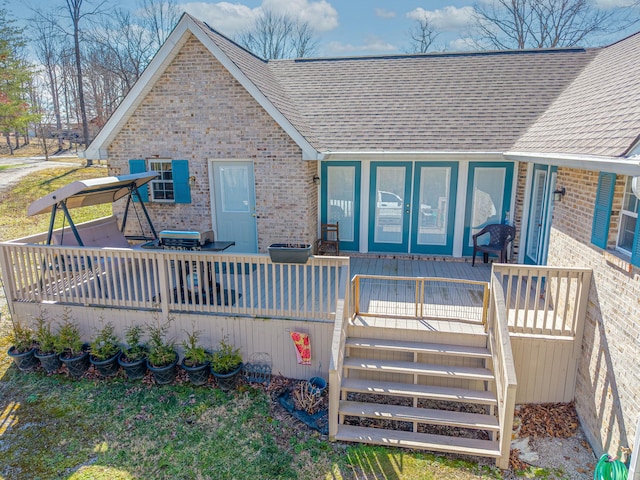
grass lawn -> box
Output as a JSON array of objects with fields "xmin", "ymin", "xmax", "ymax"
[
  {"xmin": 0, "ymin": 165, "xmax": 111, "ymax": 242},
  {"xmin": 0, "ymin": 166, "xmax": 516, "ymax": 479}
]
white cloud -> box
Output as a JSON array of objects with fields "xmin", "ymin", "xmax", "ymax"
[
  {"xmin": 375, "ymin": 8, "xmax": 396, "ymax": 19},
  {"xmin": 326, "ymin": 36, "xmax": 397, "ymax": 55},
  {"xmin": 448, "ymin": 37, "xmax": 477, "ymax": 52},
  {"xmin": 181, "ymin": 2, "xmax": 259, "ymax": 36},
  {"xmin": 180, "ymin": 0, "xmax": 339, "ymax": 36},
  {"xmin": 406, "ymin": 5, "xmax": 474, "ymax": 32},
  {"xmin": 262, "ymin": 0, "xmax": 339, "ymax": 31}
]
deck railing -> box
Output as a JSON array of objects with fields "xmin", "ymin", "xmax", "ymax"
[
  {"xmin": 352, "ymin": 274, "xmax": 490, "ymax": 325},
  {"xmin": 488, "ymin": 269, "xmax": 518, "ymax": 470},
  {"xmin": 328, "ymin": 264, "xmax": 351, "ymax": 440},
  {"xmin": 0, "ymin": 242, "xmax": 349, "ymax": 322},
  {"xmin": 492, "ymin": 264, "xmax": 592, "ymax": 337}
]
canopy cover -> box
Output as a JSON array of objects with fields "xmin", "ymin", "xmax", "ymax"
[{"xmin": 27, "ymin": 171, "xmax": 158, "ymax": 216}]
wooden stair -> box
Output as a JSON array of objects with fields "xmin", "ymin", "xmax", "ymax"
[{"xmin": 335, "ymin": 330, "xmax": 502, "ymax": 460}]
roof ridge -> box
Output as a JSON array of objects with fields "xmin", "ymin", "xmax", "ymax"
[{"xmin": 287, "ymin": 46, "xmax": 589, "ymax": 64}]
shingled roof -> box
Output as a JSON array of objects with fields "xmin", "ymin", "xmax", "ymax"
[
  {"xmin": 268, "ymin": 50, "xmax": 598, "ymax": 152},
  {"xmin": 191, "ymin": 16, "xmax": 596, "ymax": 153},
  {"xmin": 512, "ymin": 32, "xmax": 640, "ymax": 157}
]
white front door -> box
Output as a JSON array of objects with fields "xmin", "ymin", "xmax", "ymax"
[{"xmin": 211, "ymin": 161, "xmax": 258, "ymax": 253}]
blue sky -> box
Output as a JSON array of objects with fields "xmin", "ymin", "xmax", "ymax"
[{"xmin": 7, "ymin": 0, "xmax": 639, "ymax": 56}]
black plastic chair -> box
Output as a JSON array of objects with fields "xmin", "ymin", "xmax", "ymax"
[{"xmin": 472, "ymin": 224, "xmax": 515, "ymax": 266}]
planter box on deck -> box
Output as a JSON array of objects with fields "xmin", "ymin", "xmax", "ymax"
[{"xmin": 268, "ymin": 244, "xmax": 312, "ymax": 264}]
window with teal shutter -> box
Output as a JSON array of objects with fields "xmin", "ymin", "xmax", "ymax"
[
  {"xmin": 128, "ymin": 159, "xmax": 149, "ymax": 202},
  {"xmin": 128, "ymin": 159, "xmax": 191, "ymax": 204},
  {"xmin": 591, "ymin": 172, "xmax": 616, "ymax": 249}
]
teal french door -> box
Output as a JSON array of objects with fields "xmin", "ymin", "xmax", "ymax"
[
  {"xmin": 410, "ymin": 162, "xmax": 458, "ymax": 255},
  {"xmin": 524, "ymin": 164, "xmax": 557, "ymax": 265},
  {"xmin": 320, "ymin": 161, "xmax": 361, "ymax": 252},
  {"xmin": 462, "ymin": 162, "xmax": 515, "ymax": 256},
  {"xmin": 369, "ymin": 162, "xmax": 413, "ymax": 252}
]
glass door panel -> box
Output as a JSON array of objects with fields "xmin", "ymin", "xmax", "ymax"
[
  {"xmin": 524, "ymin": 164, "xmax": 557, "ymax": 265},
  {"xmin": 321, "ymin": 161, "xmax": 360, "ymax": 252},
  {"xmin": 369, "ymin": 162, "xmax": 412, "ymax": 252},
  {"xmin": 411, "ymin": 162, "xmax": 458, "ymax": 255},
  {"xmin": 463, "ymin": 162, "xmax": 514, "ymax": 255}
]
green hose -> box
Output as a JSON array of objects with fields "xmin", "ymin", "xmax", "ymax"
[{"xmin": 594, "ymin": 454, "xmax": 628, "ymax": 480}]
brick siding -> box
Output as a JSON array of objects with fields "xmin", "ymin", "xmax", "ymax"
[
  {"xmin": 548, "ymin": 167, "xmax": 638, "ymax": 456},
  {"xmin": 107, "ymin": 34, "xmax": 318, "ymax": 251}
]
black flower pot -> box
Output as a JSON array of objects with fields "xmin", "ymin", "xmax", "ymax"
[
  {"xmin": 147, "ymin": 352, "xmax": 178, "ymax": 385},
  {"xmin": 60, "ymin": 350, "xmax": 90, "ymax": 378},
  {"xmin": 8, "ymin": 346, "xmax": 39, "ymax": 371},
  {"xmin": 35, "ymin": 350, "xmax": 62, "ymax": 373},
  {"xmin": 181, "ymin": 359, "xmax": 211, "ymax": 386},
  {"xmin": 90, "ymin": 350, "xmax": 122, "ymax": 377},
  {"xmin": 211, "ymin": 362, "xmax": 243, "ymax": 391},
  {"xmin": 118, "ymin": 354, "xmax": 147, "ymax": 380}
]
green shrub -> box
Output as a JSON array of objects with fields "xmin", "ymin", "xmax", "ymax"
[
  {"xmin": 181, "ymin": 327, "xmax": 209, "ymax": 367},
  {"xmin": 56, "ymin": 309, "xmax": 84, "ymax": 358},
  {"xmin": 89, "ymin": 322, "xmax": 120, "ymax": 361},
  {"xmin": 34, "ymin": 310, "xmax": 60, "ymax": 355},
  {"xmin": 122, "ymin": 324, "xmax": 147, "ymax": 362},
  {"xmin": 211, "ymin": 336, "xmax": 242, "ymax": 374},
  {"xmin": 147, "ymin": 318, "xmax": 175, "ymax": 367},
  {"xmin": 10, "ymin": 319, "xmax": 35, "ymax": 353}
]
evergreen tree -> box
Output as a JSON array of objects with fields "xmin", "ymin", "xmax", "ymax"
[{"xmin": 0, "ymin": 6, "xmax": 38, "ymax": 154}]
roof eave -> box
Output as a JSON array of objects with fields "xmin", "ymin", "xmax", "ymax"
[
  {"xmin": 504, "ymin": 151, "xmax": 640, "ymax": 175},
  {"xmin": 318, "ymin": 150, "xmax": 505, "ymax": 161}
]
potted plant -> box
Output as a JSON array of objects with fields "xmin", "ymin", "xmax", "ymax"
[
  {"xmin": 146, "ymin": 318, "xmax": 178, "ymax": 385},
  {"xmin": 89, "ymin": 322, "xmax": 121, "ymax": 377},
  {"xmin": 267, "ymin": 243, "xmax": 312, "ymax": 264},
  {"xmin": 210, "ymin": 336, "xmax": 243, "ymax": 391},
  {"xmin": 180, "ymin": 327, "xmax": 211, "ymax": 386},
  {"xmin": 57, "ymin": 311, "xmax": 90, "ymax": 378},
  {"xmin": 33, "ymin": 311, "xmax": 63, "ymax": 373},
  {"xmin": 7, "ymin": 319, "xmax": 38, "ymax": 371},
  {"xmin": 118, "ymin": 325, "xmax": 148, "ymax": 380}
]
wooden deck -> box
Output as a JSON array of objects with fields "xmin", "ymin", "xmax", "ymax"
[{"xmin": 350, "ymin": 256, "xmax": 492, "ymax": 282}]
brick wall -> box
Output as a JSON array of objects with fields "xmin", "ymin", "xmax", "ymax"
[
  {"xmin": 107, "ymin": 34, "xmax": 318, "ymax": 251},
  {"xmin": 548, "ymin": 166, "xmax": 638, "ymax": 456}
]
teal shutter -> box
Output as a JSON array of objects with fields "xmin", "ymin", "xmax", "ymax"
[
  {"xmin": 129, "ymin": 159, "xmax": 149, "ymax": 203},
  {"xmin": 172, "ymin": 160, "xmax": 191, "ymax": 204},
  {"xmin": 631, "ymin": 216, "xmax": 640, "ymax": 267},
  {"xmin": 591, "ymin": 172, "xmax": 616, "ymax": 249}
]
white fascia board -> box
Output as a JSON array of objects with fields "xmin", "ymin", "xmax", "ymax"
[
  {"xmin": 504, "ymin": 151, "xmax": 640, "ymax": 176},
  {"xmin": 318, "ymin": 151, "xmax": 504, "ymax": 161},
  {"xmin": 186, "ymin": 17, "xmax": 318, "ymax": 161},
  {"xmin": 85, "ymin": 19, "xmax": 191, "ymax": 160}
]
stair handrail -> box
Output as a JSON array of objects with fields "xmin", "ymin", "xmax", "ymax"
[
  {"xmin": 328, "ymin": 264, "xmax": 351, "ymax": 440},
  {"xmin": 489, "ymin": 269, "xmax": 518, "ymax": 469}
]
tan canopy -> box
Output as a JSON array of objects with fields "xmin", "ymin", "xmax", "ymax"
[{"xmin": 27, "ymin": 171, "xmax": 158, "ymax": 216}]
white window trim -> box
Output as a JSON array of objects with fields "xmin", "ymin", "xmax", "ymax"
[
  {"xmin": 616, "ymin": 176, "xmax": 638, "ymax": 256},
  {"xmin": 148, "ymin": 158, "xmax": 175, "ymax": 203}
]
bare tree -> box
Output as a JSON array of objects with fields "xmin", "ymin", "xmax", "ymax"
[
  {"xmin": 32, "ymin": 17, "xmax": 66, "ymax": 153},
  {"xmin": 408, "ymin": 14, "xmax": 440, "ymax": 53},
  {"xmin": 237, "ymin": 9, "xmax": 319, "ymax": 59},
  {"xmin": 471, "ymin": 0, "xmax": 621, "ymax": 50},
  {"xmin": 140, "ymin": 0, "xmax": 181, "ymax": 52}
]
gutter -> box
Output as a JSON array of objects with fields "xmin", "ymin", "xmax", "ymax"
[{"xmin": 504, "ymin": 151, "xmax": 640, "ymax": 176}]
